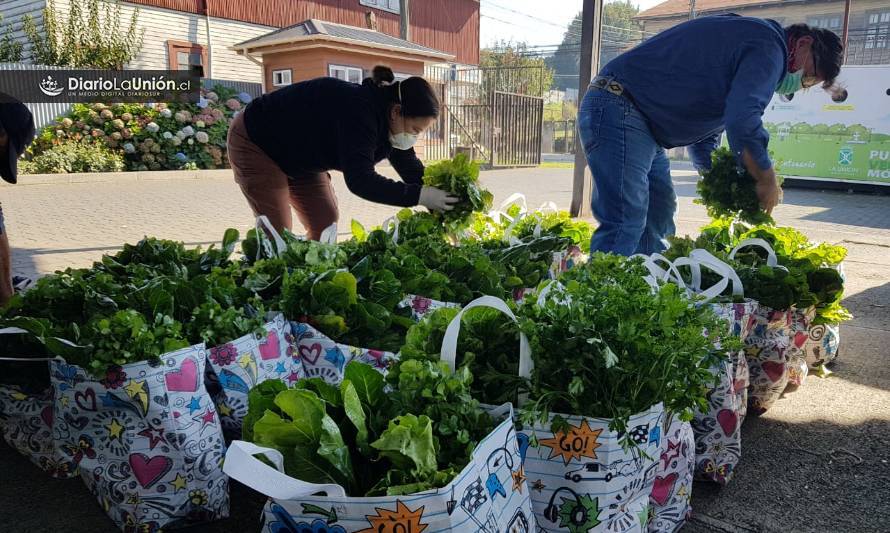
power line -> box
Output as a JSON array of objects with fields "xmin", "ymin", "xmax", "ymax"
[{"xmin": 481, "ymin": 0, "xmax": 569, "ymax": 29}]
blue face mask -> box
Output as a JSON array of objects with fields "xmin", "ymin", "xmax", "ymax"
[{"xmin": 775, "ymin": 68, "xmax": 804, "ymax": 95}]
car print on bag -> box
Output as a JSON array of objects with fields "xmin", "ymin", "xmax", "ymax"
[{"xmin": 564, "ymin": 460, "xmax": 637, "ymax": 483}]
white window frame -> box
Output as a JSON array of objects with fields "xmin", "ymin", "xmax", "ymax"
[
  {"xmin": 329, "ymin": 64, "xmax": 364, "ymax": 84},
  {"xmin": 272, "ymin": 69, "xmax": 292, "ymax": 87},
  {"xmin": 359, "ymin": 0, "xmax": 400, "ymax": 15}
]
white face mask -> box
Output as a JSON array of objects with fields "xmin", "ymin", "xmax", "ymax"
[{"xmin": 389, "ymin": 130, "xmax": 418, "ymax": 150}]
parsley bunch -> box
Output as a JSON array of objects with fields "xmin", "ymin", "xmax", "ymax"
[{"xmin": 696, "ymin": 147, "xmax": 778, "ymax": 225}]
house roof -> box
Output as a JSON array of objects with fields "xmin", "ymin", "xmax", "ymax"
[
  {"xmin": 232, "ymin": 19, "xmax": 454, "ymax": 60},
  {"xmin": 637, "ymin": 0, "xmax": 786, "ymax": 19}
]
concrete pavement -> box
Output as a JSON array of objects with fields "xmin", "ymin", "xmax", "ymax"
[{"xmin": 0, "ymin": 167, "xmax": 888, "ymax": 532}]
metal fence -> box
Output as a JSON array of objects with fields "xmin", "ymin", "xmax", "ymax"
[
  {"xmin": 423, "ymin": 65, "xmax": 545, "ymax": 167},
  {"xmin": 0, "ymin": 62, "xmax": 262, "ymax": 129},
  {"xmin": 542, "ymin": 119, "xmax": 577, "ymax": 154}
]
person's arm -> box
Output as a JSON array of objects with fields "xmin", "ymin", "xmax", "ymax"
[
  {"xmin": 388, "ymin": 147, "xmax": 425, "ymax": 185},
  {"xmin": 724, "ymin": 41, "xmax": 784, "ymax": 213},
  {"xmin": 0, "ymin": 206, "xmax": 12, "ymax": 307},
  {"xmin": 688, "ymin": 132, "xmax": 722, "ymax": 172},
  {"xmin": 337, "ymin": 115, "xmax": 423, "ymax": 207}
]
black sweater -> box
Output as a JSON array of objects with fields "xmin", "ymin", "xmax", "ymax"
[{"xmin": 243, "ymin": 77, "xmax": 423, "ymax": 207}]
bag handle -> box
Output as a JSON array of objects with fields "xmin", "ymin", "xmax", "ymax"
[
  {"xmin": 688, "ymin": 249, "xmax": 745, "ymax": 300},
  {"xmin": 381, "ymin": 216, "xmax": 400, "ymax": 244},
  {"xmin": 729, "ymin": 238, "xmax": 780, "ymax": 267},
  {"xmin": 439, "ymin": 296, "xmax": 533, "ymax": 396},
  {"xmin": 318, "ymin": 223, "xmax": 338, "ymax": 245},
  {"xmin": 631, "ymin": 253, "xmax": 689, "ymax": 294},
  {"xmin": 255, "ymin": 215, "xmax": 287, "ymax": 260},
  {"xmin": 498, "ymin": 193, "xmax": 528, "ymax": 217},
  {"xmin": 223, "ymin": 440, "xmax": 347, "ymax": 500}
]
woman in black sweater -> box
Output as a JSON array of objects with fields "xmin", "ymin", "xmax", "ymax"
[{"xmin": 227, "ymin": 65, "xmax": 455, "ymax": 239}]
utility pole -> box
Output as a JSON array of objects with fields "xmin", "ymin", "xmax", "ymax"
[
  {"xmin": 841, "ymin": 0, "xmax": 853, "ymax": 64},
  {"xmin": 570, "ymin": 0, "xmax": 604, "ymax": 217},
  {"xmin": 689, "ymin": 0, "xmax": 697, "ymax": 20},
  {"xmin": 400, "ymin": 0, "xmax": 410, "ymax": 41},
  {"xmin": 203, "ymin": 0, "xmax": 213, "ymax": 78}
]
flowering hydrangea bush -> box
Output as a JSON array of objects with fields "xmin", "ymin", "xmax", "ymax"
[{"xmin": 27, "ymin": 85, "xmax": 251, "ymax": 172}]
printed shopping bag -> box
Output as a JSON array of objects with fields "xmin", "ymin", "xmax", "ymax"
[
  {"xmin": 204, "ymin": 313, "xmax": 302, "ymax": 436},
  {"xmin": 803, "ymin": 323, "xmax": 841, "ymax": 368},
  {"xmin": 521, "ymin": 405, "xmax": 664, "ymax": 533},
  {"xmin": 398, "ymin": 294, "xmax": 461, "ymax": 321},
  {"xmin": 649, "ymin": 414, "xmax": 694, "ymax": 533},
  {"xmin": 291, "ymin": 322, "xmax": 398, "ymax": 384},
  {"xmin": 549, "ymin": 245, "xmax": 585, "ymax": 279},
  {"xmin": 0, "ymin": 383, "xmax": 78, "ymax": 478},
  {"xmin": 224, "ymin": 404, "xmax": 536, "ymax": 533},
  {"xmin": 49, "ymin": 344, "xmax": 228, "ymax": 531},
  {"xmin": 745, "ymin": 307, "xmax": 795, "ymax": 416},
  {"xmin": 786, "ymin": 309, "xmax": 815, "ymax": 388},
  {"xmin": 438, "ymin": 295, "xmax": 661, "ymax": 532},
  {"xmin": 691, "ymin": 301, "xmax": 756, "ymax": 485}
]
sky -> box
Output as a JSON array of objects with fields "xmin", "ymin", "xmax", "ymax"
[{"xmin": 479, "ymin": 0, "xmax": 666, "ymax": 48}]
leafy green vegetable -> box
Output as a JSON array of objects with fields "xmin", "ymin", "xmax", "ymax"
[
  {"xmin": 423, "ymin": 154, "xmax": 493, "ymax": 228},
  {"xmin": 696, "ymin": 147, "xmax": 777, "ymax": 225},
  {"xmin": 245, "ymin": 360, "xmax": 495, "ymax": 497},
  {"xmin": 518, "ymin": 254, "xmax": 728, "ymax": 435}
]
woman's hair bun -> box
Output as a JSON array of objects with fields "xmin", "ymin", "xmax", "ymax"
[{"xmin": 371, "ymin": 65, "xmax": 395, "ymax": 86}]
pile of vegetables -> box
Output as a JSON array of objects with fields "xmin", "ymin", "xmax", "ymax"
[
  {"xmin": 243, "ymin": 360, "xmax": 495, "ymax": 496},
  {"xmin": 664, "ymin": 217, "xmax": 851, "ymax": 323},
  {"xmin": 696, "ymin": 147, "xmax": 779, "ymax": 225},
  {"xmin": 397, "ymin": 254, "xmax": 734, "ymax": 436}
]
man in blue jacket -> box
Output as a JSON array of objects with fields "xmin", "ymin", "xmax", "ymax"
[{"xmin": 578, "ymin": 15, "xmax": 844, "ymax": 255}]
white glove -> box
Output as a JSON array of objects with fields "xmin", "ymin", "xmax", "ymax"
[{"xmin": 418, "ymin": 186, "xmax": 458, "ymax": 213}]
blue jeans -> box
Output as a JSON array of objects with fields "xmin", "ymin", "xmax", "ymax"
[{"xmin": 578, "ymin": 88, "xmax": 677, "ymax": 256}]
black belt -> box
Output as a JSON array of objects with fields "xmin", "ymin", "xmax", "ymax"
[{"xmin": 590, "ymin": 76, "xmax": 636, "ymax": 107}]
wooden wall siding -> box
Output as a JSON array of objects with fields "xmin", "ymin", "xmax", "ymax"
[
  {"xmin": 123, "ymin": 0, "xmax": 480, "ymax": 64},
  {"xmin": 0, "ymin": 0, "xmax": 46, "ymax": 61},
  {"xmin": 48, "ymin": 0, "xmax": 269, "ymax": 82},
  {"xmin": 262, "ymin": 45, "xmax": 425, "ymax": 88}
]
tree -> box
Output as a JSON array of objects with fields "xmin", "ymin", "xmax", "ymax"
[
  {"xmin": 480, "ymin": 41, "xmax": 554, "ymax": 97},
  {"xmin": 0, "ymin": 14, "xmax": 24, "ymax": 62},
  {"xmin": 546, "ymin": 1, "xmax": 642, "ymax": 91},
  {"xmin": 23, "ymin": 0, "xmax": 144, "ymax": 69}
]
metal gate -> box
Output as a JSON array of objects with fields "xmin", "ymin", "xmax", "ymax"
[{"xmin": 423, "ymin": 66, "xmax": 544, "ymax": 168}]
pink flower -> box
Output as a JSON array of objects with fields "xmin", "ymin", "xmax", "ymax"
[
  {"xmin": 209, "ymin": 343, "xmax": 238, "ymax": 366},
  {"xmin": 121, "ymin": 128, "xmax": 133, "ymax": 139},
  {"xmin": 101, "ymin": 366, "xmax": 127, "ymax": 389},
  {"xmin": 91, "ymin": 129, "xmax": 102, "ymax": 137},
  {"xmin": 210, "ymin": 108, "xmax": 224, "ymax": 120},
  {"xmin": 225, "ymin": 98, "xmax": 241, "ymax": 111}
]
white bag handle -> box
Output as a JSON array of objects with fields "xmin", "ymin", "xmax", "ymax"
[
  {"xmin": 688, "ymin": 249, "xmax": 745, "ymax": 300},
  {"xmin": 381, "ymin": 216, "xmax": 400, "ymax": 244},
  {"xmin": 319, "ymin": 223, "xmax": 338, "ymax": 245},
  {"xmin": 498, "ymin": 192, "xmax": 528, "ymax": 216},
  {"xmin": 224, "ymin": 440, "xmax": 347, "ymax": 500},
  {"xmin": 255, "ymin": 215, "xmax": 287, "ymax": 259},
  {"xmin": 631, "ymin": 253, "xmax": 688, "ymax": 293},
  {"xmin": 537, "ymin": 201, "xmax": 560, "ymax": 214},
  {"xmin": 729, "ymin": 238, "xmax": 780, "ymax": 267},
  {"xmin": 439, "ymin": 296, "xmax": 534, "ymax": 395}
]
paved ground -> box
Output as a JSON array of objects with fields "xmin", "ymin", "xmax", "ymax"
[{"xmin": 0, "ymin": 167, "xmax": 888, "ymax": 532}]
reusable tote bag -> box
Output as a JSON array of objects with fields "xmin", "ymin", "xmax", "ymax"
[
  {"xmin": 204, "ymin": 313, "xmax": 302, "ymax": 436},
  {"xmin": 786, "ymin": 308, "xmax": 815, "ymax": 388},
  {"xmin": 803, "ymin": 323, "xmax": 841, "ymax": 369},
  {"xmin": 0, "ymin": 382, "xmax": 78, "ymax": 478},
  {"xmin": 49, "ymin": 344, "xmax": 229, "ymax": 531},
  {"xmin": 670, "ymin": 250, "xmax": 756, "ymax": 485},
  {"xmin": 728, "ymin": 240, "xmax": 798, "ymax": 416},
  {"xmin": 223, "ymin": 403, "xmax": 536, "ymax": 533},
  {"xmin": 291, "ymin": 322, "xmax": 398, "ymax": 384},
  {"xmin": 648, "ymin": 414, "xmax": 695, "ymax": 533},
  {"xmin": 398, "ymin": 294, "xmax": 461, "ymax": 321},
  {"xmin": 440, "ymin": 296, "xmax": 663, "ymax": 533}
]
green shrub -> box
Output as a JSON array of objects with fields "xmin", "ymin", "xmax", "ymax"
[{"xmin": 19, "ymin": 141, "xmax": 125, "ymax": 174}]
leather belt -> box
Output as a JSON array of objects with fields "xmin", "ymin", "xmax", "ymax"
[{"xmin": 590, "ymin": 76, "xmax": 636, "ymax": 107}]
